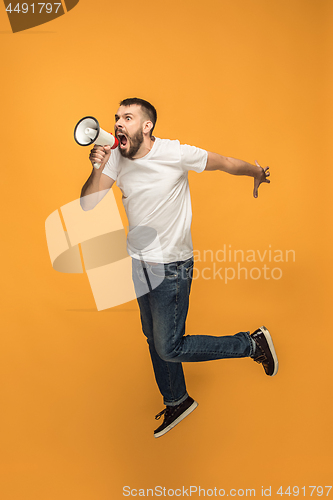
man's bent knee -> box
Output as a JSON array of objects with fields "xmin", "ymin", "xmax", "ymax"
[{"xmin": 156, "ymin": 345, "xmax": 180, "ymax": 362}]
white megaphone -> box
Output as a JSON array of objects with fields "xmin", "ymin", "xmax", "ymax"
[{"xmin": 74, "ymin": 116, "xmax": 119, "ymax": 169}]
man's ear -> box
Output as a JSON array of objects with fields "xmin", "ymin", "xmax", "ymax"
[{"xmin": 143, "ymin": 121, "xmax": 153, "ymax": 135}]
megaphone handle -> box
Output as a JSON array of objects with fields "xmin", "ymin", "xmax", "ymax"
[{"xmin": 93, "ymin": 162, "xmax": 101, "ymax": 169}]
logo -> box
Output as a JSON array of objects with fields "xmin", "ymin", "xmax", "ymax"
[
  {"xmin": 45, "ymin": 190, "xmax": 164, "ymax": 311},
  {"xmin": 3, "ymin": 0, "xmax": 79, "ymax": 33}
]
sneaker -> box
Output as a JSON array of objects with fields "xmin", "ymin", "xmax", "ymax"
[
  {"xmin": 154, "ymin": 396, "xmax": 198, "ymax": 438},
  {"xmin": 251, "ymin": 326, "xmax": 278, "ymax": 376}
]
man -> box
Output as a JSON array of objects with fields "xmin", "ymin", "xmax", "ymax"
[{"xmin": 80, "ymin": 97, "xmax": 278, "ymax": 438}]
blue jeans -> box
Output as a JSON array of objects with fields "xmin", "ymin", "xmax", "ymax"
[{"xmin": 132, "ymin": 257, "xmax": 255, "ymax": 406}]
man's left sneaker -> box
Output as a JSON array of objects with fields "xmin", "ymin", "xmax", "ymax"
[
  {"xmin": 251, "ymin": 326, "xmax": 279, "ymax": 376},
  {"xmin": 154, "ymin": 396, "xmax": 198, "ymax": 438}
]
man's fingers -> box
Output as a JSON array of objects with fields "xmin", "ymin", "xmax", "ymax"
[
  {"xmin": 90, "ymin": 149, "xmax": 104, "ymax": 156},
  {"xmin": 252, "ymin": 162, "xmax": 271, "ymax": 197},
  {"xmin": 253, "ymin": 178, "xmax": 259, "ymax": 198},
  {"xmin": 90, "ymin": 146, "xmax": 106, "ymax": 156},
  {"xmin": 90, "ymin": 152, "xmax": 105, "ymax": 161},
  {"xmin": 256, "ymin": 161, "xmax": 270, "ymax": 175}
]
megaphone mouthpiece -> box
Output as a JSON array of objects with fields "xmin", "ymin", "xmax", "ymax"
[
  {"xmin": 74, "ymin": 116, "xmax": 119, "ymax": 169},
  {"xmin": 85, "ymin": 127, "xmax": 98, "ymax": 140}
]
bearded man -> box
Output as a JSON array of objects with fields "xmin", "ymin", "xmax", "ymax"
[{"xmin": 80, "ymin": 97, "xmax": 278, "ymax": 438}]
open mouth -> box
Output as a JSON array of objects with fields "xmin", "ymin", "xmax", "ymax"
[{"xmin": 117, "ymin": 133, "xmax": 128, "ymax": 149}]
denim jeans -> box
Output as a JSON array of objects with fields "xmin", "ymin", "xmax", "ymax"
[{"xmin": 132, "ymin": 257, "xmax": 255, "ymax": 406}]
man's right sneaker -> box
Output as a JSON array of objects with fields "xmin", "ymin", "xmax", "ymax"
[
  {"xmin": 251, "ymin": 326, "xmax": 279, "ymax": 376},
  {"xmin": 154, "ymin": 396, "xmax": 198, "ymax": 438}
]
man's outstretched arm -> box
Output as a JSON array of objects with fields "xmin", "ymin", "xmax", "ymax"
[{"xmin": 205, "ymin": 152, "xmax": 270, "ymax": 198}]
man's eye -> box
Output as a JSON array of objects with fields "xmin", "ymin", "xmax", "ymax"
[{"xmin": 126, "ymin": 117, "xmax": 131, "ymax": 120}]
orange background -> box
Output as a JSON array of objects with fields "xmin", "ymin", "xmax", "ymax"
[{"xmin": 0, "ymin": 0, "xmax": 332, "ymax": 498}]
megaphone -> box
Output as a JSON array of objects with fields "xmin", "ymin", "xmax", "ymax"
[{"xmin": 74, "ymin": 116, "xmax": 119, "ymax": 169}]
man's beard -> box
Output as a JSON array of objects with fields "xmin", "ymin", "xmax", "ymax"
[{"xmin": 119, "ymin": 129, "xmax": 144, "ymax": 159}]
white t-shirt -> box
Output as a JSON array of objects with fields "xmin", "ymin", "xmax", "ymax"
[{"xmin": 102, "ymin": 137, "xmax": 208, "ymax": 263}]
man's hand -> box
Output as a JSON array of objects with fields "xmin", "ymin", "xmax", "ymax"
[
  {"xmin": 205, "ymin": 152, "xmax": 271, "ymax": 198},
  {"xmin": 89, "ymin": 145, "xmax": 111, "ymax": 169},
  {"xmin": 253, "ymin": 160, "xmax": 270, "ymax": 198}
]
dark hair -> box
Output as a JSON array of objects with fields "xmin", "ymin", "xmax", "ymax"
[{"xmin": 119, "ymin": 97, "xmax": 157, "ymax": 136}]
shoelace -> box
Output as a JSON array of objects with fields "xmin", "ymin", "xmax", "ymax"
[
  {"xmin": 155, "ymin": 406, "xmax": 175, "ymax": 421},
  {"xmin": 253, "ymin": 343, "xmax": 267, "ymax": 363}
]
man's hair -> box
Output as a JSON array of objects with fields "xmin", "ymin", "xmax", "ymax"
[{"xmin": 119, "ymin": 97, "xmax": 157, "ymax": 136}]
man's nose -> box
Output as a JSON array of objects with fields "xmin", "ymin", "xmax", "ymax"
[{"xmin": 116, "ymin": 119, "xmax": 124, "ymax": 129}]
